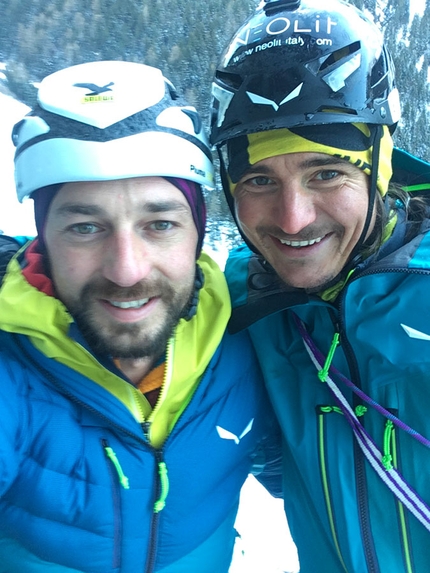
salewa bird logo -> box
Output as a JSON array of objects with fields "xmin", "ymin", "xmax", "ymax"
[
  {"xmin": 74, "ymin": 81, "xmax": 114, "ymax": 96},
  {"xmin": 246, "ymin": 83, "xmax": 303, "ymax": 111},
  {"xmin": 216, "ymin": 419, "xmax": 254, "ymax": 444},
  {"xmin": 401, "ymin": 323, "xmax": 430, "ymax": 341}
]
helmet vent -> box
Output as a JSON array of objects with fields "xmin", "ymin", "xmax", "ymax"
[
  {"xmin": 181, "ymin": 108, "xmax": 202, "ymax": 134},
  {"xmin": 318, "ymin": 41, "xmax": 361, "ymax": 72},
  {"xmin": 215, "ymin": 71, "xmax": 244, "ymax": 91},
  {"xmin": 165, "ymin": 78, "xmax": 180, "ymax": 100},
  {"xmin": 262, "ymin": 0, "xmax": 301, "ymax": 13},
  {"xmin": 370, "ymin": 50, "xmax": 390, "ymax": 93}
]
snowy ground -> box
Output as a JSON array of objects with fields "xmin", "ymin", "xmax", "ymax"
[{"xmin": 231, "ymin": 476, "xmax": 299, "ymax": 573}]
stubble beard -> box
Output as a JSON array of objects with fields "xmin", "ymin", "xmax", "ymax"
[
  {"xmin": 69, "ymin": 277, "xmax": 194, "ymax": 360},
  {"xmin": 254, "ymin": 223, "xmax": 346, "ymax": 292}
]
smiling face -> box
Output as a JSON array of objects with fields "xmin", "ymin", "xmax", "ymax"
[
  {"xmin": 234, "ymin": 152, "xmax": 375, "ymax": 291},
  {"xmin": 44, "ymin": 177, "xmax": 198, "ymax": 360}
]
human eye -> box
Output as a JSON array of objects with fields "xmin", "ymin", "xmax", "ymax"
[
  {"xmin": 148, "ymin": 220, "xmax": 175, "ymax": 232},
  {"xmin": 245, "ymin": 175, "xmax": 275, "ymax": 186},
  {"xmin": 314, "ymin": 169, "xmax": 341, "ymax": 181},
  {"xmin": 238, "ymin": 173, "xmax": 277, "ymax": 193},
  {"xmin": 69, "ymin": 222, "xmax": 102, "ymax": 235}
]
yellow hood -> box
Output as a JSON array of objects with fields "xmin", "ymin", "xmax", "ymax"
[{"xmin": 0, "ymin": 251, "xmax": 230, "ymax": 447}]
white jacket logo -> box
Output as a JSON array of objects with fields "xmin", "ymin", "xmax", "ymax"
[
  {"xmin": 216, "ymin": 419, "xmax": 254, "ymax": 444},
  {"xmin": 401, "ymin": 323, "xmax": 430, "ymax": 341}
]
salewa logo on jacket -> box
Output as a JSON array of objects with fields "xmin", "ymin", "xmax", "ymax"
[
  {"xmin": 216, "ymin": 419, "xmax": 254, "ymax": 444},
  {"xmin": 401, "ymin": 323, "xmax": 430, "ymax": 341}
]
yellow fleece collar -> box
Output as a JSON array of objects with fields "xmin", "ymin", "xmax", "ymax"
[{"xmin": 0, "ymin": 251, "xmax": 230, "ymax": 448}]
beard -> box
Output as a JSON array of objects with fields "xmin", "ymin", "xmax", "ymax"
[{"xmin": 68, "ymin": 276, "xmax": 194, "ymax": 360}]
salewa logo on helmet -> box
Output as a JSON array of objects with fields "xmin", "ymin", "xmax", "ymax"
[
  {"xmin": 74, "ymin": 82, "xmax": 115, "ymax": 103},
  {"xmin": 401, "ymin": 323, "xmax": 430, "ymax": 341},
  {"xmin": 216, "ymin": 419, "xmax": 254, "ymax": 445},
  {"xmin": 246, "ymin": 83, "xmax": 303, "ymax": 111}
]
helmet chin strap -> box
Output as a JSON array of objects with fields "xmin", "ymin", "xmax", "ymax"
[
  {"xmin": 346, "ymin": 124, "xmax": 383, "ymax": 269},
  {"xmin": 219, "ymin": 150, "xmax": 263, "ymax": 255}
]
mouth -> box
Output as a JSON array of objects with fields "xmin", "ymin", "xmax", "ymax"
[
  {"xmin": 98, "ymin": 296, "xmax": 159, "ymax": 324},
  {"xmin": 108, "ymin": 298, "xmax": 150, "ymax": 309},
  {"xmin": 279, "ymin": 237, "xmax": 324, "ymax": 248}
]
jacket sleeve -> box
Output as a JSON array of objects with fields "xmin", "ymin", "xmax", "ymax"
[{"xmin": 0, "ymin": 355, "xmax": 27, "ymax": 495}]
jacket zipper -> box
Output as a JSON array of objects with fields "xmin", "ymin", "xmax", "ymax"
[
  {"xmin": 141, "ymin": 340, "xmax": 173, "ymax": 573},
  {"xmin": 317, "ymin": 405, "xmax": 349, "ymax": 573},
  {"xmin": 143, "ymin": 443, "xmax": 168, "ymax": 573},
  {"xmin": 383, "ymin": 417, "xmax": 415, "ymax": 573}
]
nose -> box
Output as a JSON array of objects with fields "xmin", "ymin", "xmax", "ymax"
[
  {"xmin": 102, "ymin": 230, "xmax": 152, "ymax": 287},
  {"xmin": 274, "ymin": 182, "xmax": 317, "ymax": 235}
]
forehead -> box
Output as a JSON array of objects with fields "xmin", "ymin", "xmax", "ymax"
[
  {"xmin": 251, "ymin": 152, "xmax": 356, "ymax": 172},
  {"xmin": 47, "ymin": 177, "xmax": 191, "ymax": 218}
]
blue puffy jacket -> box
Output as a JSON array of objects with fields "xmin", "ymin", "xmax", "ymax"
[{"xmin": 0, "ymin": 247, "xmax": 281, "ymax": 573}]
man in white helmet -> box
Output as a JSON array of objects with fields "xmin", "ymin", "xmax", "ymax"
[
  {"xmin": 211, "ymin": 0, "xmax": 430, "ymax": 572},
  {"xmin": 0, "ymin": 60, "xmax": 281, "ymax": 573}
]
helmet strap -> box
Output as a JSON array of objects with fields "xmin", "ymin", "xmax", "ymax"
[
  {"xmin": 218, "ymin": 149, "xmax": 262, "ymax": 255},
  {"xmin": 348, "ymin": 124, "xmax": 383, "ymax": 267}
]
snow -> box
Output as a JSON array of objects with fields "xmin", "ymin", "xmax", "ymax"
[
  {"xmin": 0, "ymin": 83, "xmax": 299, "ymax": 572},
  {"xmin": 231, "ymin": 476, "xmax": 299, "ymax": 573},
  {"xmin": 0, "ymin": 91, "xmax": 35, "ymax": 235}
]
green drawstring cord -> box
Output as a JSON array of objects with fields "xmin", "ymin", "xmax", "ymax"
[
  {"xmin": 318, "ymin": 332, "xmax": 340, "ymax": 382},
  {"xmin": 320, "ymin": 405, "xmax": 367, "ymax": 417},
  {"xmin": 104, "ymin": 446, "xmax": 130, "ymax": 490},
  {"xmin": 320, "ymin": 405, "xmax": 343, "ymax": 415},
  {"xmin": 383, "ymin": 420, "xmax": 394, "ymax": 470},
  {"xmin": 104, "ymin": 444, "xmax": 169, "ymax": 509},
  {"xmin": 154, "ymin": 461, "xmax": 169, "ymax": 513},
  {"xmin": 355, "ymin": 405, "xmax": 367, "ymax": 417}
]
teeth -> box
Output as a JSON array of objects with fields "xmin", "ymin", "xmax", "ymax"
[
  {"xmin": 109, "ymin": 298, "xmax": 149, "ymax": 309},
  {"xmin": 280, "ymin": 237, "xmax": 323, "ymax": 247}
]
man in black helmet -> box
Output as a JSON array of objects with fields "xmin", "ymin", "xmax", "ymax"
[
  {"xmin": 0, "ymin": 60, "xmax": 282, "ymax": 573},
  {"xmin": 211, "ymin": 0, "xmax": 430, "ymax": 571}
]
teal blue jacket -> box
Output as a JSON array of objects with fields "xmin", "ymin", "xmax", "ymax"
[{"xmin": 226, "ymin": 212, "xmax": 430, "ymax": 573}]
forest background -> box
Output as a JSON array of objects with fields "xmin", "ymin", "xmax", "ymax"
[{"xmin": 1, "ymin": 0, "xmax": 429, "ymax": 246}]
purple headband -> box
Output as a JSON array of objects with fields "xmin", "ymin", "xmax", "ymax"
[
  {"xmin": 164, "ymin": 177, "xmax": 206, "ymax": 255},
  {"xmin": 33, "ymin": 178, "xmax": 206, "ymax": 255}
]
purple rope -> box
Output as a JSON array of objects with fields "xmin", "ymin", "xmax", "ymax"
[
  {"xmin": 292, "ymin": 313, "xmax": 430, "ymax": 449},
  {"xmin": 292, "ymin": 312, "xmax": 430, "ymax": 529}
]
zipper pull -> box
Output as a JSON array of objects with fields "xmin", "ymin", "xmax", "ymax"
[
  {"xmin": 103, "ymin": 442, "xmax": 130, "ymax": 489},
  {"xmin": 318, "ymin": 332, "xmax": 340, "ymax": 382},
  {"xmin": 382, "ymin": 419, "xmax": 394, "ymax": 470},
  {"xmin": 154, "ymin": 459, "xmax": 169, "ymax": 513}
]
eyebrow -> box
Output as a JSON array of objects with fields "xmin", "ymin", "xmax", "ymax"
[
  {"xmin": 53, "ymin": 200, "xmax": 190, "ymax": 217},
  {"xmin": 298, "ymin": 157, "xmax": 351, "ymax": 169},
  {"xmin": 241, "ymin": 156, "xmax": 351, "ymax": 177}
]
